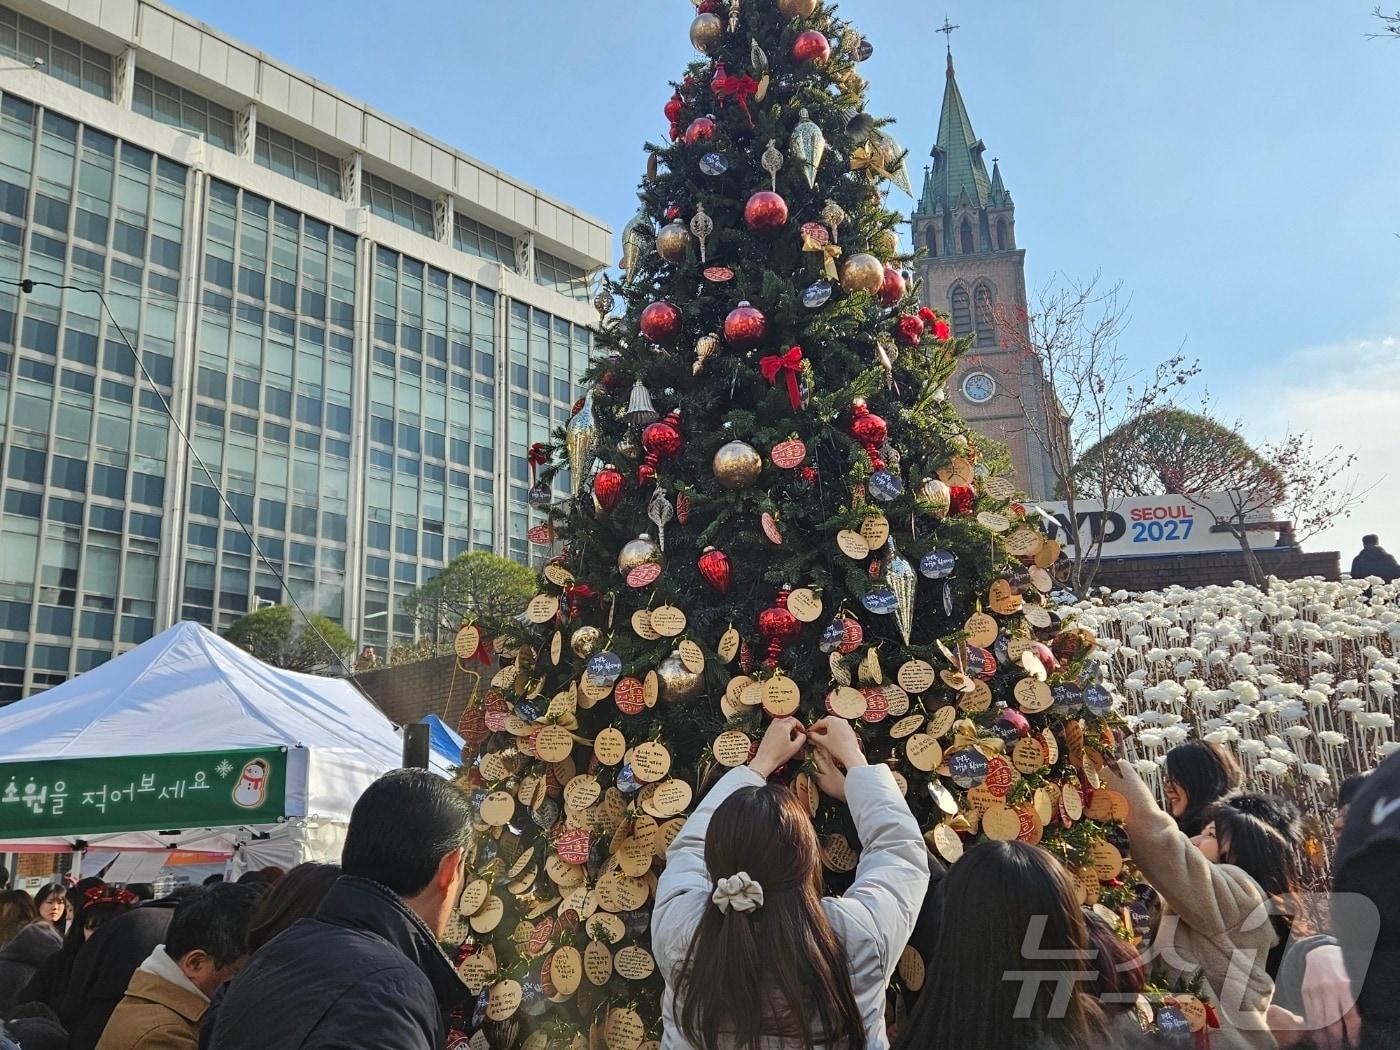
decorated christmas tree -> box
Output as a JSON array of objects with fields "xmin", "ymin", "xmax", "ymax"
[{"xmin": 451, "ymin": 2, "xmax": 1128, "ymax": 1046}]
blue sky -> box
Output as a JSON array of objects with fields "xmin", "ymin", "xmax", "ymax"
[{"xmin": 178, "ymin": 0, "xmax": 1400, "ymax": 554}]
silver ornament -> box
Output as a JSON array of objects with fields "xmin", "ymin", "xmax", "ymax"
[
  {"xmin": 625, "ymin": 381, "xmax": 658, "ymax": 426},
  {"xmin": 821, "ymin": 200, "xmax": 847, "ymax": 242},
  {"xmin": 621, "ymin": 194, "xmax": 653, "ymax": 284},
  {"xmin": 648, "ymin": 486, "xmax": 675, "ymax": 551},
  {"xmin": 761, "ymin": 140, "xmax": 784, "ymax": 192},
  {"xmin": 884, "ymin": 538, "xmax": 917, "ymax": 645},
  {"xmin": 690, "ymin": 204, "xmax": 714, "ymax": 263},
  {"xmin": 789, "ymin": 109, "xmax": 827, "ymax": 190}
]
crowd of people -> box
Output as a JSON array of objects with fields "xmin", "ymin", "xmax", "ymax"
[{"xmin": 0, "ymin": 739, "xmax": 1391, "ymax": 1049}]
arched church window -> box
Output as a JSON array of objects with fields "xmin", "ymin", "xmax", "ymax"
[
  {"xmin": 950, "ymin": 283, "xmax": 972, "ymax": 338},
  {"xmin": 996, "ymin": 218, "xmax": 1008, "ymax": 251},
  {"xmin": 925, "ymin": 224, "xmax": 937, "ymax": 256},
  {"xmin": 974, "ymin": 282, "xmax": 995, "ymax": 347},
  {"xmin": 959, "ymin": 218, "xmax": 974, "ymax": 254}
]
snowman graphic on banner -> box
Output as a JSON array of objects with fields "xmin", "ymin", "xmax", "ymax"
[{"xmin": 231, "ymin": 759, "xmax": 270, "ymax": 809}]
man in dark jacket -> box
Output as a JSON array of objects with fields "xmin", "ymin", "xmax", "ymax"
[
  {"xmin": 0, "ymin": 922, "xmax": 61, "ymax": 1012},
  {"xmin": 1351, "ymin": 534, "xmax": 1400, "ymax": 583},
  {"xmin": 207, "ymin": 770, "xmax": 473, "ymax": 1050}
]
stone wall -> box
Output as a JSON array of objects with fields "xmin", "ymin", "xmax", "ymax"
[{"xmin": 1089, "ymin": 549, "xmax": 1341, "ymax": 593}]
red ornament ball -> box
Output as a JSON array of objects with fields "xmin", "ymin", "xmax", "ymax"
[
  {"xmin": 664, "ymin": 93, "xmax": 683, "ymax": 123},
  {"xmin": 723, "ymin": 301, "xmax": 768, "ymax": 350},
  {"xmin": 896, "ymin": 313, "xmax": 926, "ymax": 346},
  {"xmin": 950, "ymin": 485, "xmax": 975, "ymax": 515},
  {"xmin": 878, "ymin": 267, "xmax": 906, "ymax": 307},
  {"xmin": 639, "ymin": 301, "xmax": 682, "ymax": 343},
  {"xmin": 849, "ymin": 399, "xmax": 888, "ymax": 447},
  {"xmin": 641, "ymin": 415, "xmax": 684, "ymax": 460},
  {"xmin": 799, "ymin": 465, "xmax": 818, "ymax": 485},
  {"xmin": 592, "ymin": 467, "xmax": 624, "ymax": 513},
  {"xmin": 684, "ymin": 115, "xmax": 717, "ymax": 146},
  {"xmin": 697, "ymin": 547, "xmax": 732, "ymax": 594},
  {"xmin": 791, "ymin": 29, "xmax": 831, "ymax": 65},
  {"xmin": 744, "ymin": 191, "xmax": 789, "ymax": 233},
  {"xmin": 757, "ymin": 605, "xmax": 801, "ymax": 645},
  {"xmin": 698, "ymin": 0, "xmax": 724, "ymax": 12}
]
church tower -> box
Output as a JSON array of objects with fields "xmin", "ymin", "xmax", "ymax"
[{"xmin": 912, "ymin": 49, "xmax": 1060, "ymax": 499}]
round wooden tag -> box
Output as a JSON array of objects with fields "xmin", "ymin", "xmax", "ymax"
[
  {"xmin": 454, "ymin": 625, "xmax": 481, "ymax": 659},
  {"xmin": 564, "ymin": 774, "xmax": 602, "ymax": 811},
  {"xmin": 931, "ymin": 823, "xmax": 964, "ymax": 864},
  {"xmin": 631, "ymin": 741, "xmax": 672, "ymax": 783},
  {"xmin": 526, "ymin": 594, "xmax": 560, "ymax": 623},
  {"xmin": 977, "ymin": 511, "xmax": 1010, "ymax": 533},
  {"xmin": 826, "ymin": 686, "xmax": 867, "ymax": 719},
  {"xmin": 1034, "ymin": 539, "xmax": 1062, "ymax": 569},
  {"xmin": 479, "ymin": 791, "xmax": 515, "ymax": 827},
  {"xmin": 983, "ymin": 476, "xmax": 1016, "ymax": 500},
  {"xmin": 1014, "ymin": 678, "xmax": 1054, "ymax": 714},
  {"xmin": 543, "ymin": 563, "xmax": 574, "ymax": 587},
  {"xmin": 714, "ymin": 731, "xmax": 752, "ymax": 767},
  {"xmin": 458, "ymin": 878, "xmax": 489, "ymax": 916},
  {"xmin": 718, "ymin": 626, "xmax": 740, "ymax": 663},
  {"xmin": 958, "ymin": 680, "xmax": 992, "ymax": 714},
  {"xmin": 928, "ymin": 706, "xmax": 957, "ymax": 738},
  {"xmin": 983, "ymin": 803, "xmax": 1021, "ymax": 841},
  {"xmin": 1004, "ymin": 527, "xmax": 1042, "ymax": 557},
  {"xmin": 584, "ymin": 940, "xmax": 613, "ymax": 986},
  {"xmin": 896, "ymin": 659, "xmax": 935, "ymax": 694},
  {"xmin": 647, "ymin": 779, "xmax": 693, "ymax": 818},
  {"xmin": 859, "ymin": 514, "xmax": 890, "ymax": 548},
  {"xmin": 678, "ymin": 640, "xmax": 705, "ymax": 674},
  {"xmin": 1090, "ymin": 840, "xmax": 1124, "ymax": 880},
  {"xmin": 594, "ymin": 728, "xmax": 626, "ymax": 766},
  {"xmin": 643, "ymin": 671, "xmax": 660, "ymax": 707},
  {"xmin": 821, "ymin": 833, "xmax": 858, "ymax": 873},
  {"xmin": 470, "ymin": 895, "xmax": 505, "ymax": 933},
  {"xmin": 906, "ymin": 734, "xmax": 943, "ymax": 772},
  {"xmin": 989, "ymin": 580, "xmax": 1024, "ymax": 615},
  {"xmin": 965, "ymin": 612, "xmax": 998, "ymax": 647},
  {"xmin": 550, "ymin": 946, "xmax": 582, "ymax": 996},
  {"xmin": 898, "ymin": 945, "xmax": 926, "ymax": 991},
  {"xmin": 651, "ymin": 606, "xmax": 687, "ymax": 637},
  {"xmin": 605, "ymin": 1008, "xmax": 645, "ymax": 1050},
  {"xmin": 788, "ymin": 588, "xmax": 823, "ymax": 622},
  {"xmin": 1012, "ymin": 737, "xmax": 1047, "ymax": 775},
  {"xmin": 535, "ymin": 724, "xmax": 575, "ymax": 763},
  {"xmin": 889, "ymin": 713, "xmax": 925, "ymax": 740},
  {"xmin": 486, "ymin": 979, "xmax": 523, "ymax": 1021},
  {"xmin": 762, "ymin": 676, "xmax": 801, "ymax": 717},
  {"xmin": 837, "ymin": 530, "xmax": 870, "ymax": 559},
  {"xmin": 761, "ymin": 512, "xmax": 784, "ymax": 545},
  {"xmin": 1024, "ymin": 604, "xmax": 1052, "ymax": 628},
  {"xmin": 631, "ymin": 609, "xmax": 660, "ymax": 641},
  {"xmin": 615, "ymin": 944, "xmax": 656, "ymax": 981}
]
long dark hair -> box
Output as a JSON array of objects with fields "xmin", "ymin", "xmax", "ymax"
[
  {"xmin": 1082, "ymin": 910, "xmax": 1146, "ymax": 1015},
  {"xmin": 1209, "ymin": 794, "xmax": 1299, "ymax": 899},
  {"xmin": 0, "ymin": 889, "xmax": 37, "ymax": 945},
  {"xmin": 1165, "ymin": 741, "xmax": 1243, "ymax": 836},
  {"xmin": 34, "ymin": 884, "xmax": 69, "ymax": 932},
  {"xmin": 247, "ymin": 862, "xmax": 340, "ymax": 952},
  {"xmin": 896, "ymin": 841, "xmax": 1109, "ymax": 1050},
  {"xmin": 674, "ymin": 783, "xmax": 864, "ymax": 1050}
]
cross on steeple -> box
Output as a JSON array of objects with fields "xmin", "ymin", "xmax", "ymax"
[{"xmin": 936, "ymin": 16, "xmax": 959, "ymax": 54}]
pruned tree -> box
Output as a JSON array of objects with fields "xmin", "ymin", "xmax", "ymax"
[
  {"xmin": 1077, "ymin": 408, "xmax": 1372, "ymax": 589},
  {"xmin": 224, "ymin": 605, "xmax": 355, "ymax": 675},
  {"xmin": 990, "ymin": 275, "xmax": 1199, "ymax": 595},
  {"xmin": 400, "ymin": 550, "xmax": 536, "ymax": 657}
]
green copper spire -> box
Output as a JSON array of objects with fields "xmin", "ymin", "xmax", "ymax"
[{"xmin": 917, "ymin": 50, "xmax": 993, "ymax": 216}]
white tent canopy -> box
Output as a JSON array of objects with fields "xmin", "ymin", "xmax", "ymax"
[{"xmin": 0, "ymin": 621, "xmax": 402, "ymax": 862}]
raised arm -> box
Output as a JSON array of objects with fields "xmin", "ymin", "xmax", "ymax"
[{"xmin": 1106, "ymin": 759, "xmax": 1265, "ymax": 935}]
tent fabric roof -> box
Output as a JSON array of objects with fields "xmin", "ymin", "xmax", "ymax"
[
  {"xmin": 0, "ymin": 621, "xmax": 402, "ymax": 834},
  {"xmin": 420, "ymin": 715, "xmax": 466, "ymax": 779}
]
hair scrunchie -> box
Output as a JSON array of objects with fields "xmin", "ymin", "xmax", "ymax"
[{"xmin": 711, "ymin": 872, "xmax": 764, "ymax": 914}]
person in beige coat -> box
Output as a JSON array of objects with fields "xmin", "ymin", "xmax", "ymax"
[{"xmin": 1106, "ymin": 759, "xmax": 1282, "ymax": 1050}]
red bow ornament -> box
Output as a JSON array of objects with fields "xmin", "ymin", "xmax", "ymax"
[
  {"xmin": 760, "ymin": 346, "xmax": 805, "ymax": 411},
  {"xmin": 712, "ymin": 62, "xmax": 758, "ymax": 127},
  {"xmin": 527, "ymin": 442, "xmax": 550, "ymax": 482}
]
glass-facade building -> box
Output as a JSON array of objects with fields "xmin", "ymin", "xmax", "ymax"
[{"xmin": 0, "ymin": 0, "xmax": 609, "ymax": 700}]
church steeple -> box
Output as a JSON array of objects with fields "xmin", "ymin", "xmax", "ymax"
[{"xmin": 913, "ymin": 47, "xmax": 1015, "ymax": 258}]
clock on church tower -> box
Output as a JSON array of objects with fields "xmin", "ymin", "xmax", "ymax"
[{"xmin": 910, "ymin": 44, "xmax": 1062, "ymax": 500}]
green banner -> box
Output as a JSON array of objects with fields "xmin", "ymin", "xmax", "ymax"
[{"xmin": 0, "ymin": 748, "xmax": 288, "ymax": 840}]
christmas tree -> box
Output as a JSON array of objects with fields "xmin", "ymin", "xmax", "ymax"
[{"xmin": 452, "ymin": 2, "xmax": 1127, "ymax": 1047}]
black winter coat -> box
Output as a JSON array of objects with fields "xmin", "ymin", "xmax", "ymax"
[
  {"xmin": 0, "ymin": 922, "xmax": 61, "ymax": 1012},
  {"xmin": 1352, "ymin": 544, "xmax": 1400, "ymax": 582},
  {"xmin": 59, "ymin": 896, "xmax": 178, "ymax": 1050},
  {"xmin": 206, "ymin": 877, "xmax": 471, "ymax": 1050}
]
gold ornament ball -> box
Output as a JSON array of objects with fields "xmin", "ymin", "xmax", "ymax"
[
  {"xmin": 656, "ymin": 221, "xmax": 694, "ymax": 264},
  {"xmin": 618, "ymin": 533, "xmax": 661, "ymax": 575},
  {"xmin": 658, "ymin": 650, "xmax": 704, "ymax": 703},
  {"xmin": 713, "ymin": 440, "xmax": 763, "ymax": 489},
  {"xmin": 777, "ymin": 0, "xmax": 818, "ymax": 16},
  {"xmin": 690, "ymin": 13, "xmax": 724, "ymax": 55},
  {"xmin": 919, "ymin": 478, "xmax": 952, "ymax": 519},
  {"xmin": 878, "ymin": 229, "xmax": 900, "ymax": 259},
  {"xmin": 841, "ymin": 253, "xmax": 886, "ymax": 295},
  {"xmin": 571, "ymin": 626, "xmax": 602, "ymax": 659}
]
